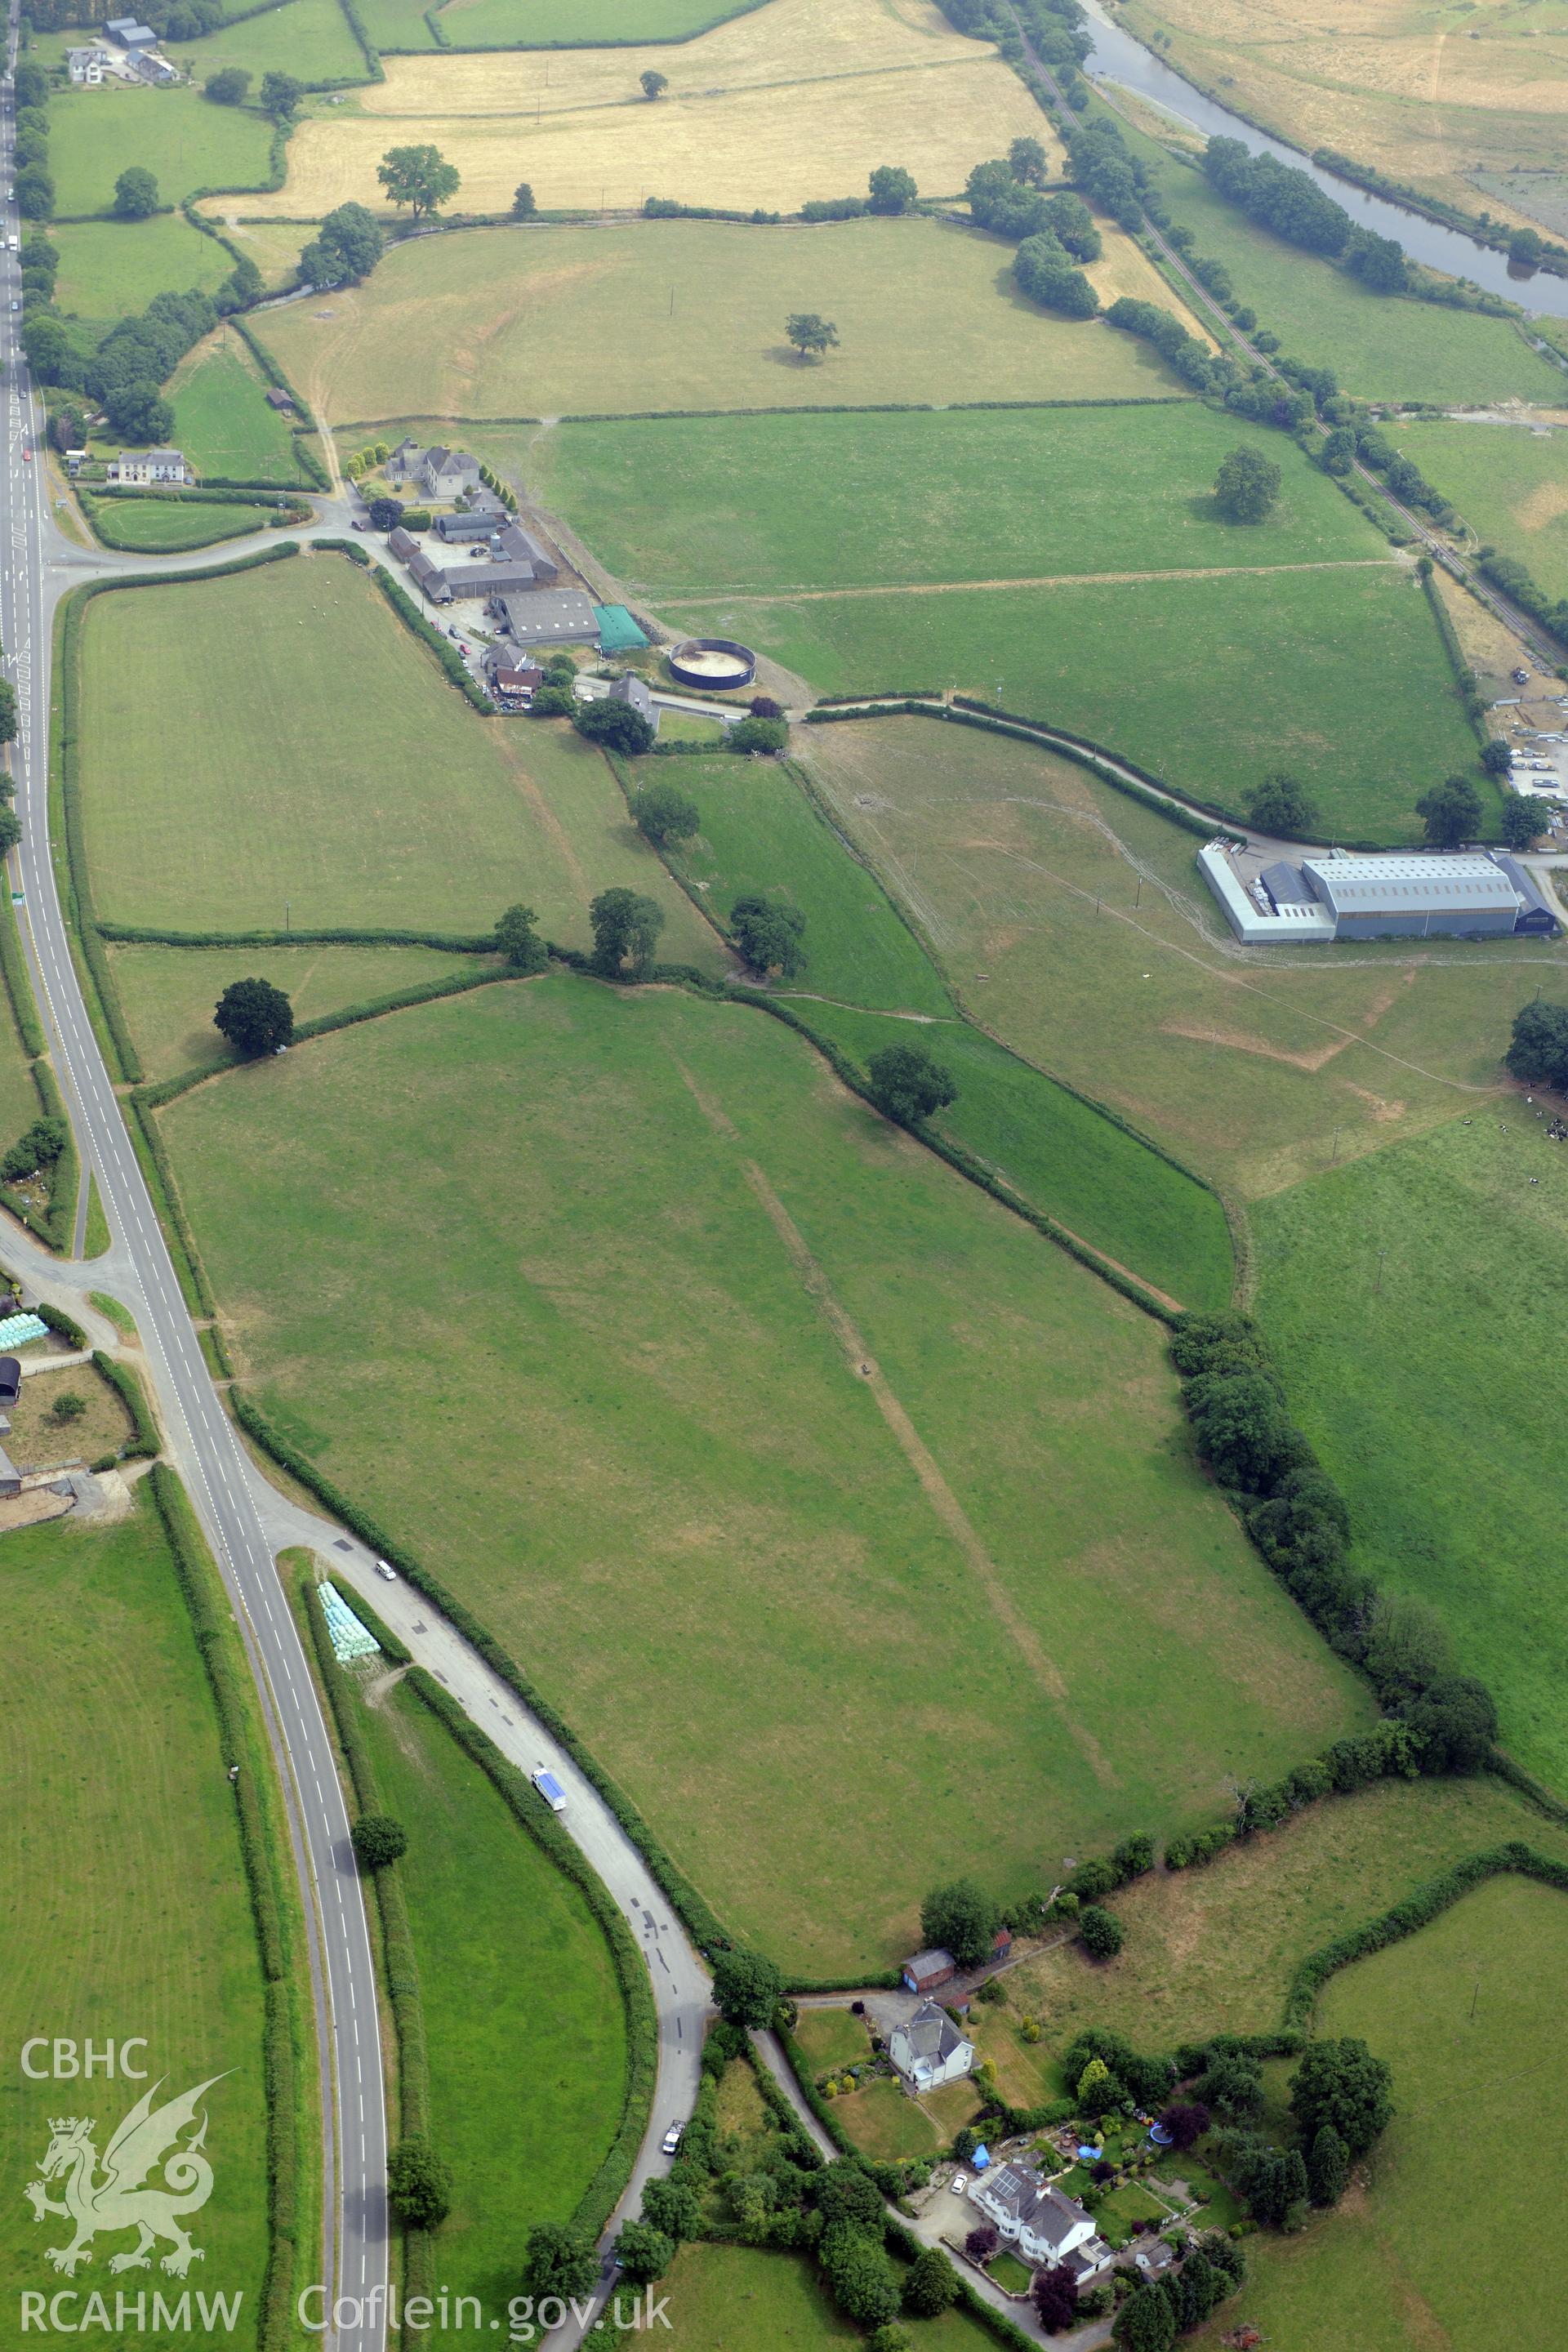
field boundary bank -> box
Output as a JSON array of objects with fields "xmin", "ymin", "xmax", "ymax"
[
  {"xmin": 315, "ymin": 396, "xmax": 1195, "ymax": 437},
  {"xmin": 150, "ymin": 1467, "xmax": 307, "ymax": 2352}
]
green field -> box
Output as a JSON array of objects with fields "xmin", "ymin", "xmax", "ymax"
[
  {"xmin": 1254, "ymin": 1114, "xmax": 1568, "ymax": 1793},
  {"xmin": 51, "ymin": 213, "xmax": 232, "ymax": 323},
  {"xmin": 1204, "ymin": 1873, "xmax": 1568, "ymax": 2352},
  {"xmin": 802, "ymin": 715, "xmax": 1568, "ymax": 1200},
  {"xmin": 346, "ymin": 1669, "xmax": 629, "ymax": 2309},
  {"xmin": 82, "ymin": 495, "xmax": 278, "ymax": 550},
  {"xmin": 1398, "ymin": 418, "xmax": 1568, "ymax": 604},
  {"xmin": 693, "ymin": 565, "xmax": 1484, "ymax": 841},
  {"xmin": 172, "ymin": 333, "xmax": 311, "ymax": 486},
  {"xmin": 48, "ymin": 81, "xmax": 277, "ymax": 216},
  {"xmin": 662, "ymin": 2242, "xmax": 1004, "ymax": 2352},
  {"xmin": 170, "ymin": 0, "xmax": 368, "ymax": 86},
  {"xmin": 257, "ymin": 216, "xmax": 1187, "ymax": 429},
  {"xmin": 74, "ymin": 553, "xmax": 724, "ymax": 961},
  {"xmin": 0, "ymin": 1497, "xmax": 273, "ymax": 2344},
  {"xmin": 431, "ymin": 0, "xmax": 761, "ymax": 44},
  {"xmin": 1140, "ymin": 149, "xmax": 1566, "ymax": 407},
  {"xmin": 529, "ymin": 405, "xmax": 1383, "ymax": 595},
  {"xmin": 163, "ymin": 972, "xmax": 1370, "ymax": 1971}
]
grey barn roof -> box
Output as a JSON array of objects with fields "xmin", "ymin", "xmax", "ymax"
[
  {"xmin": 496, "ymin": 589, "xmax": 599, "ymax": 646},
  {"xmin": 1303, "ymin": 854, "xmax": 1520, "ymax": 918}
]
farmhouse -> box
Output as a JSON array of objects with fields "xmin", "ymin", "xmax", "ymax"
[
  {"xmin": 106, "ymin": 448, "xmax": 189, "ymax": 485},
  {"xmin": 387, "ymin": 441, "xmax": 484, "ymax": 501},
  {"xmin": 66, "ymin": 44, "xmax": 109, "ymax": 80},
  {"xmin": 969, "ymin": 2164, "xmax": 1111, "ymax": 2281},
  {"xmin": 888, "ymin": 1999, "xmax": 974, "ymax": 2095},
  {"xmin": 494, "ymin": 589, "xmax": 599, "ymax": 649},
  {"xmin": 1200, "ymin": 844, "xmax": 1559, "ymax": 944}
]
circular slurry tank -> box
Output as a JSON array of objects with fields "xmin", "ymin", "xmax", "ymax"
[{"xmin": 669, "ymin": 636, "xmax": 757, "ymax": 693}]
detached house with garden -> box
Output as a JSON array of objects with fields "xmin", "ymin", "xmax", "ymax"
[
  {"xmin": 889, "ymin": 2000, "xmax": 975, "ymax": 2096},
  {"xmin": 969, "ymin": 2163, "xmax": 1111, "ymax": 2285}
]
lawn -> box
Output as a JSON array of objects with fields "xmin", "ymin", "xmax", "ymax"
[
  {"xmin": 81, "ymin": 495, "xmax": 279, "ymax": 550},
  {"xmin": 4, "ymin": 1357, "xmax": 132, "ymax": 1471},
  {"xmin": 171, "ymin": 331, "xmax": 312, "ymax": 486},
  {"xmin": 1198, "ymin": 1873, "xmax": 1568, "ymax": 2352},
  {"xmin": 257, "ymin": 216, "xmax": 1192, "ymax": 426},
  {"xmin": 792, "ymin": 2007, "xmax": 874, "ymax": 2073},
  {"xmin": 654, "ymin": 751, "xmax": 953, "ymax": 1013},
  {"xmin": 662, "ymin": 2243, "xmax": 1000, "ymax": 2352},
  {"xmin": 831, "ymin": 2076, "xmax": 969, "ymax": 2159},
  {"xmin": 110, "ymin": 941, "xmax": 488, "ymax": 1080},
  {"xmin": 529, "ymin": 405, "xmax": 1383, "ymax": 596},
  {"xmin": 161, "ymin": 972, "xmax": 1371, "ymax": 1971},
  {"xmin": 1397, "ymin": 417, "xmax": 1568, "ymax": 604},
  {"xmin": 803, "ymin": 714, "xmax": 1568, "ymax": 1200},
  {"xmin": 345, "ymin": 1668, "xmax": 630, "ymax": 2310},
  {"xmin": 0, "ymin": 1495, "xmax": 273, "ymax": 2342},
  {"xmin": 51, "ymin": 212, "xmax": 233, "ymax": 323},
  {"xmin": 167, "ymin": 0, "xmax": 369, "ymax": 85},
  {"xmin": 47, "ymin": 80, "xmax": 276, "ymax": 216},
  {"xmin": 688, "ymin": 564, "xmax": 1485, "ymax": 843},
  {"xmin": 1254, "ymin": 1113, "xmax": 1568, "ymax": 1793},
  {"xmin": 241, "ymin": 0, "xmax": 1048, "ymax": 216},
  {"xmin": 73, "ymin": 551, "xmax": 724, "ymax": 961}
]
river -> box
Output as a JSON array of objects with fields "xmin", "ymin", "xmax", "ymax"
[{"xmin": 1077, "ymin": 0, "xmax": 1568, "ymax": 322}]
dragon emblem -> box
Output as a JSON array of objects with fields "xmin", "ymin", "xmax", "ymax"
[{"xmin": 24, "ymin": 2076, "xmax": 227, "ymax": 2278}]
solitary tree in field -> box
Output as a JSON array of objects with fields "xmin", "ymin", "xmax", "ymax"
[
  {"xmin": 631, "ymin": 782, "xmax": 700, "ymax": 847},
  {"xmin": 260, "ymin": 71, "xmax": 305, "ymax": 118},
  {"xmin": 378, "ymin": 143, "xmax": 461, "ymax": 221},
  {"xmin": 1508, "ymin": 998, "xmax": 1568, "ymax": 1091},
  {"xmin": 867, "ymin": 164, "xmax": 917, "ymax": 215},
  {"xmin": 1009, "ymin": 134, "xmax": 1049, "ymax": 186},
  {"xmin": 495, "ymin": 902, "xmax": 547, "ymax": 973},
  {"xmin": 1214, "ymin": 445, "xmax": 1281, "ymax": 522},
  {"xmin": 350, "ymin": 1814, "xmax": 408, "ymax": 1870},
  {"xmin": 867, "ymin": 1042, "xmax": 957, "ymax": 1126},
  {"xmin": 786, "ymin": 312, "xmax": 839, "ymax": 362},
  {"xmin": 639, "ymin": 68, "xmax": 668, "ymax": 98},
  {"xmin": 214, "ymin": 977, "xmax": 293, "ymax": 1058},
  {"xmin": 204, "ymin": 65, "xmax": 251, "ymax": 105},
  {"xmin": 589, "ymin": 887, "xmax": 663, "ymax": 977},
  {"xmin": 730, "ymin": 892, "xmax": 806, "ymax": 978},
  {"xmin": 386, "ymin": 2137, "xmax": 452, "ymax": 2230},
  {"xmin": 1079, "ymin": 1905, "xmax": 1125, "ymax": 1961},
  {"xmin": 51, "ymin": 1391, "xmax": 87, "ymax": 1425},
  {"xmin": 1415, "ymin": 773, "xmax": 1481, "ymax": 847},
  {"xmin": 1290, "ymin": 2038, "xmax": 1393, "ymax": 2158},
  {"xmin": 114, "ymin": 167, "xmax": 160, "ymax": 219},
  {"xmin": 511, "ymin": 181, "xmax": 537, "ymax": 218},
  {"xmin": 1245, "ymin": 768, "xmax": 1314, "ymax": 835}
]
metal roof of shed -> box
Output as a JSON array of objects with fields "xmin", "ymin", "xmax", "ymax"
[{"xmin": 1303, "ymin": 854, "xmax": 1520, "ymax": 915}]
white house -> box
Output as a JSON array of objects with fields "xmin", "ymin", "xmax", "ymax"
[
  {"xmin": 888, "ymin": 2000, "xmax": 974, "ymax": 2096},
  {"xmin": 107, "ymin": 448, "xmax": 189, "ymax": 485},
  {"xmin": 66, "ymin": 44, "xmax": 109, "ymax": 81},
  {"xmin": 969, "ymin": 2164, "xmax": 1111, "ymax": 2279}
]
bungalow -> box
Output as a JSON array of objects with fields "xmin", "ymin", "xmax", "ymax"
[
  {"xmin": 107, "ymin": 448, "xmax": 189, "ymax": 484},
  {"xmin": 902, "ymin": 1948, "xmax": 957, "ymax": 1995},
  {"xmin": 888, "ymin": 2000, "xmax": 974, "ymax": 2096},
  {"xmin": 969, "ymin": 2165, "xmax": 1111, "ymax": 2281},
  {"xmin": 131, "ymin": 47, "xmax": 178, "ymax": 81}
]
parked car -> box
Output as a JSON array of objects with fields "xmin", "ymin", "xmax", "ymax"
[
  {"xmin": 375, "ymin": 1559, "xmax": 397, "ymax": 1582},
  {"xmin": 532, "ymin": 1767, "xmax": 567, "ymax": 1813},
  {"xmin": 949, "ymin": 2172, "xmax": 968, "ymax": 2195},
  {"xmin": 661, "ymin": 2123, "xmax": 684, "ymax": 2157}
]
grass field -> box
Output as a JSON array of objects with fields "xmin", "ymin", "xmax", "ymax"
[
  {"xmin": 1398, "ymin": 417, "xmax": 1568, "ymax": 604},
  {"xmin": 685, "ymin": 564, "xmax": 1482, "ymax": 842},
  {"xmin": 529, "ymin": 405, "xmax": 1380, "ymax": 596},
  {"xmin": 212, "ymin": 218, "xmax": 314, "ymax": 293},
  {"xmin": 51, "ymin": 213, "xmax": 233, "ymax": 323},
  {"xmin": 1254, "ymin": 1114, "xmax": 1568, "ymax": 1793},
  {"xmin": 662, "ymin": 2243, "xmax": 1004, "ymax": 2352},
  {"xmin": 242, "ymin": 0, "xmax": 1048, "ymax": 216},
  {"xmin": 48, "ymin": 81, "xmax": 275, "ymax": 216},
  {"xmin": 356, "ymin": 0, "xmax": 765, "ymax": 50},
  {"xmin": 792, "ymin": 2007, "xmax": 873, "ymax": 2072},
  {"xmin": 0, "ymin": 1496, "xmax": 272, "ymax": 2341},
  {"xmin": 1135, "ymin": 148, "xmax": 1566, "ymax": 406},
  {"xmin": 168, "ymin": 0, "xmax": 368, "ymax": 86},
  {"xmin": 1200, "ymin": 1873, "xmax": 1568, "ymax": 2352},
  {"xmin": 834, "ymin": 2073, "xmax": 982, "ymax": 2158},
  {"xmin": 81, "ymin": 496, "xmax": 278, "ymax": 550},
  {"xmin": 74, "ymin": 554, "xmax": 724, "ymax": 960},
  {"xmin": 5, "ymin": 1358, "xmax": 132, "ymax": 1471},
  {"xmin": 257, "ymin": 217, "xmax": 1192, "ymax": 429},
  {"xmin": 163, "ymin": 972, "xmax": 1370, "ymax": 1971},
  {"xmin": 803, "ymin": 715, "xmax": 1567, "ymax": 1200},
  {"xmin": 171, "ymin": 332, "xmax": 311, "ymax": 486},
  {"xmin": 345, "ymin": 1668, "xmax": 628, "ymax": 2309}
]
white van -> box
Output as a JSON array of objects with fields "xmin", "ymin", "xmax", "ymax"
[{"xmin": 532, "ymin": 1768, "xmax": 567, "ymax": 1814}]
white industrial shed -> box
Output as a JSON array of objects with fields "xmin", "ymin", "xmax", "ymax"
[{"xmin": 1201, "ymin": 844, "xmax": 1558, "ymax": 943}]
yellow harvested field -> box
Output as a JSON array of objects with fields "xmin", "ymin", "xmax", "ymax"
[{"xmin": 243, "ymin": 0, "xmax": 1053, "ymax": 216}]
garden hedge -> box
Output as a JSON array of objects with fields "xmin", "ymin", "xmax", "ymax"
[{"xmin": 93, "ymin": 1347, "xmax": 159, "ymax": 1458}]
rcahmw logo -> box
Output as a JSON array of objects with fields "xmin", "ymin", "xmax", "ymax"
[{"xmin": 18, "ymin": 2048, "xmax": 243, "ymax": 2334}]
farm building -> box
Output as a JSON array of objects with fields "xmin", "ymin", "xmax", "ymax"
[
  {"xmin": 494, "ymin": 590, "xmax": 600, "ymax": 650},
  {"xmin": 387, "ymin": 528, "xmax": 452, "ymax": 604},
  {"xmin": 1201, "ymin": 844, "xmax": 1558, "ymax": 944},
  {"xmin": 902, "ymin": 1947, "xmax": 957, "ymax": 1994},
  {"xmin": 432, "ymin": 495, "xmax": 509, "ymax": 541},
  {"xmin": 888, "ymin": 2000, "xmax": 974, "ymax": 2095}
]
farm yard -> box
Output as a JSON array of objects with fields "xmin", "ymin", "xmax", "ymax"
[
  {"xmin": 256, "ymin": 216, "xmax": 1192, "ymax": 428},
  {"xmin": 159, "ymin": 972, "xmax": 1372, "ymax": 1972}
]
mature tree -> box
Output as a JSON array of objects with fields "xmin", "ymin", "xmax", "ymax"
[
  {"xmin": 964, "ymin": 2223, "xmax": 999, "ymax": 2260},
  {"xmin": 731, "ymin": 892, "xmax": 806, "ymax": 978},
  {"xmin": 524, "ymin": 2222, "xmax": 597, "ymax": 2302},
  {"xmin": 105, "ymin": 380, "xmax": 176, "ymax": 443},
  {"xmin": 12, "ymin": 60, "xmax": 48, "ymax": 110},
  {"xmin": 575, "ymin": 697, "xmax": 656, "ymax": 757},
  {"xmin": 820, "ymin": 2225, "xmax": 901, "ymax": 2328},
  {"xmin": 640, "ymin": 69, "xmax": 669, "ymax": 97},
  {"xmin": 1307, "ymin": 2121, "xmax": 1349, "ymax": 2205},
  {"xmin": 867, "ymin": 1043, "xmax": 957, "ymax": 1126},
  {"xmin": 214, "ymin": 976, "xmax": 294, "ymax": 1058},
  {"xmin": 368, "ymin": 495, "xmax": 405, "ymax": 532},
  {"xmin": 378, "ymin": 143, "xmax": 461, "ymax": 220},
  {"xmin": 1008, "ymin": 135, "xmax": 1049, "ymax": 187},
  {"xmin": 16, "ymin": 165, "xmax": 56, "ymax": 220},
  {"xmin": 1158, "ymin": 2100, "xmax": 1209, "ymax": 2151},
  {"xmin": 1183, "ymin": 1369, "xmax": 1295, "ymax": 1493},
  {"xmin": 750, "ymin": 694, "xmax": 783, "ymax": 719},
  {"xmin": 0, "ymin": 681, "xmax": 17, "ymax": 750},
  {"xmin": 495, "ymin": 902, "xmax": 547, "ymax": 973},
  {"xmin": 728, "ymin": 713, "xmax": 788, "ymax": 754},
  {"xmin": 1226, "ymin": 2136, "xmax": 1306, "ymax": 2228},
  {"xmin": 1031, "ymin": 2265, "xmax": 1079, "ymax": 2333},
  {"xmin": 1363, "ymin": 1591, "xmax": 1450, "ymax": 1705},
  {"xmin": 385, "ymin": 2137, "xmax": 451, "ymax": 2230},
  {"xmin": 1482, "ymin": 737, "xmax": 1516, "ymax": 778},
  {"xmin": 1195, "ymin": 2047, "xmax": 1263, "ymax": 2120},
  {"xmin": 530, "ymin": 678, "xmax": 577, "ymax": 718},
  {"xmin": 1079, "ymin": 1905, "xmax": 1124, "ymax": 1961},
  {"xmin": 260, "ymin": 71, "xmax": 306, "ymax": 118},
  {"xmin": 1, "ymin": 1116, "xmax": 67, "ymax": 1182},
  {"xmin": 1075, "ymin": 2056, "xmax": 1121, "ymax": 2116},
  {"xmin": 1402, "ymin": 1673, "xmax": 1498, "ymax": 1773},
  {"xmin": 1246, "ymin": 768, "xmax": 1315, "ymax": 835},
  {"xmin": 1510, "ymin": 225, "xmax": 1544, "ymax": 268},
  {"xmin": 966, "ymin": 157, "xmax": 1049, "ymax": 239},
  {"xmin": 1112, "ymin": 2283, "xmax": 1175, "ymax": 2352},
  {"xmin": 512, "ymin": 181, "xmax": 537, "ymax": 218},
  {"xmin": 350, "ymin": 1814, "xmax": 408, "ymax": 1870},
  {"xmin": 613, "ymin": 2219, "xmax": 674, "ymax": 2282},
  {"xmin": 631, "ymin": 782, "xmax": 700, "ymax": 846},
  {"xmin": 920, "ymin": 1878, "xmax": 996, "ymax": 1967},
  {"xmin": 1319, "ymin": 425, "xmax": 1356, "ymax": 475},
  {"xmin": 205, "ymin": 65, "xmax": 252, "ymax": 104},
  {"xmin": 817, "ymin": 2158, "xmax": 885, "ymax": 2231},
  {"xmin": 902, "ymin": 2247, "xmax": 956, "ymax": 2318},
  {"xmin": 0, "ymin": 808, "xmax": 20, "ymax": 859},
  {"xmin": 867, "ymin": 164, "xmax": 917, "ymax": 215},
  {"xmin": 309, "ymin": 200, "xmax": 384, "ymax": 286},
  {"xmin": 1014, "ymin": 233, "xmax": 1098, "ymax": 318},
  {"xmin": 1508, "ymin": 997, "xmax": 1568, "ymax": 1090},
  {"xmin": 1290, "ymin": 2038, "xmax": 1393, "ymax": 2158},
  {"xmin": 1214, "ymin": 445, "xmax": 1282, "ymax": 523},
  {"xmin": 786, "ymin": 312, "xmax": 839, "ymax": 360},
  {"xmin": 642, "ymin": 2174, "xmax": 702, "ymax": 2241},
  {"xmin": 1044, "ymin": 189, "xmax": 1100, "ymax": 261},
  {"xmin": 1415, "ymin": 773, "xmax": 1481, "ymax": 848},
  {"xmin": 711, "ymin": 1944, "xmax": 783, "ymax": 2028}
]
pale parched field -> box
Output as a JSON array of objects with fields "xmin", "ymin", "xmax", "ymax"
[
  {"xmin": 258, "ymin": 216, "xmax": 1197, "ymax": 425},
  {"xmin": 241, "ymin": 0, "xmax": 1049, "ymax": 216}
]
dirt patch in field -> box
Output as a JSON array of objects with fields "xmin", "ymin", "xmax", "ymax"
[
  {"xmin": 1517, "ymin": 476, "xmax": 1568, "ymax": 534},
  {"xmin": 1160, "ymin": 1017, "xmax": 1350, "ymax": 1071}
]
